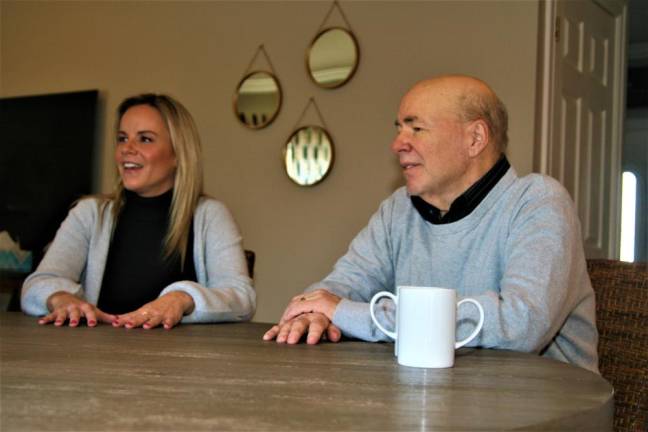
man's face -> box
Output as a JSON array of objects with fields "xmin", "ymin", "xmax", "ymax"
[{"xmin": 391, "ymin": 84, "xmax": 472, "ymax": 208}]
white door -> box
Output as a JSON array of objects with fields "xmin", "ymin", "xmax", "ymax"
[{"xmin": 536, "ymin": 0, "xmax": 627, "ymax": 259}]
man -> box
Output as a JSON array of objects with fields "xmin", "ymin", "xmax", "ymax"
[{"xmin": 263, "ymin": 75, "xmax": 599, "ymax": 373}]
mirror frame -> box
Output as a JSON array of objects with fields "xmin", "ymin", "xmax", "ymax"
[
  {"xmin": 283, "ymin": 125, "xmax": 335, "ymax": 187},
  {"xmin": 233, "ymin": 70, "xmax": 283, "ymax": 130},
  {"xmin": 306, "ymin": 27, "xmax": 360, "ymax": 89}
]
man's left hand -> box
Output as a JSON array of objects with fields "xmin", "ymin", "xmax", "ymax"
[
  {"xmin": 263, "ymin": 312, "xmax": 341, "ymax": 344},
  {"xmin": 279, "ymin": 289, "xmax": 341, "ymax": 324}
]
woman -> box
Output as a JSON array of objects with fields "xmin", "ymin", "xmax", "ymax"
[{"xmin": 21, "ymin": 94, "xmax": 255, "ymax": 329}]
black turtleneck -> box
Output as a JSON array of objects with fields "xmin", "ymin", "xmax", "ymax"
[
  {"xmin": 97, "ymin": 189, "xmax": 196, "ymax": 314},
  {"xmin": 411, "ymin": 156, "xmax": 510, "ymax": 224}
]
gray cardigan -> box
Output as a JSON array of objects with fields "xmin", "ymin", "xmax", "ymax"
[
  {"xmin": 308, "ymin": 168, "xmax": 599, "ymax": 373},
  {"xmin": 22, "ymin": 197, "xmax": 255, "ymax": 323}
]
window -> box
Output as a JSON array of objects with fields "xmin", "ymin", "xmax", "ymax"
[{"xmin": 620, "ymin": 171, "xmax": 637, "ymax": 262}]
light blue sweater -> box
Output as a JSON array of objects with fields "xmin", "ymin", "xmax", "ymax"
[
  {"xmin": 309, "ymin": 168, "xmax": 599, "ymax": 373},
  {"xmin": 22, "ymin": 197, "xmax": 256, "ymax": 323}
]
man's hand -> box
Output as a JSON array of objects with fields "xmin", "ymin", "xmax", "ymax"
[
  {"xmin": 112, "ymin": 291, "xmax": 195, "ymax": 330},
  {"xmin": 263, "ymin": 312, "xmax": 342, "ymax": 345},
  {"xmin": 279, "ymin": 289, "xmax": 342, "ymax": 324}
]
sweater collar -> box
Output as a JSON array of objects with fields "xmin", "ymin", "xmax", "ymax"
[
  {"xmin": 411, "ymin": 155, "xmax": 510, "ymax": 224},
  {"xmin": 123, "ymin": 188, "xmax": 173, "ymax": 211}
]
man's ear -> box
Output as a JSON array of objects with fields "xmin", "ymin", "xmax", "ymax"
[{"xmin": 466, "ymin": 119, "xmax": 489, "ymax": 157}]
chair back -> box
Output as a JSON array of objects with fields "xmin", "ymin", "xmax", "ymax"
[
  {"xmin": 244, "ymin": 249, "xmax": 255, "ymax": 279},
  {"xmin": 587, "ymin": 259, "xmax": 648, "ymax": 432}
]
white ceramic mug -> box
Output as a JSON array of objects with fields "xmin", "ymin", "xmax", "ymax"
[{"xmin": 369, "ymin": 286, "xmax": 484, "ymax": 368}]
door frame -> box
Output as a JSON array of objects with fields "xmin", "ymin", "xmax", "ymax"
[{"xmin": 534, "ymin": 0, "xmax": 628, "ymax": 259}]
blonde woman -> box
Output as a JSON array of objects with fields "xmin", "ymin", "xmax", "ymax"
[{"xmin": 22, "ymin": 94, "xmax": 255, "ymax": 329}]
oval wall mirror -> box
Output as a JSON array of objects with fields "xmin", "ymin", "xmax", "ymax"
[
  {"xmin": 307, "ymin": 27, "xmax": 359, "ymax": 89},
  {"xmin": 284, "ymin": 125, "xmax": 334, "ymax": 186},
  {"xmin": 233, "ymin": 71, "xmax": 282, "ymax": 129}
]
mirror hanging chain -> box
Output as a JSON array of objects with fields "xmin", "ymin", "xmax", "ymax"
[
  {"xmin": 316, "ymin": 0, "xmax": 354, "ymax": 33},
  {"xmin": 241, "ymin": 44, "xmax": 278, "ymax": 76},
  {"xmin": 292, "ymin": 97, "xmax": 330, "ymax": 132}
]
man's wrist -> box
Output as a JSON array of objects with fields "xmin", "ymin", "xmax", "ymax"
[{"xmin": 325, "ymin": 292, "xmax": 342, "ymax": 321}]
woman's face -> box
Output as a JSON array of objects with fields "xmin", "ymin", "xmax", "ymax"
[{"xmin": 115, "ymin": 104, "xmax": 177, "ymax": 197}]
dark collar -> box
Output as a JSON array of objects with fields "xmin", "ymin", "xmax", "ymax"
[
  {"xmin": 124, "ymin": 189, "xmax": 173, "ymax": 209},
  {"xmin": 411, "ymin": 155, "xmax": 510, "ymax": 224}
]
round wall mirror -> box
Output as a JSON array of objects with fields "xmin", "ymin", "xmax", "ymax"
[
  {"xmin": 284, "ymin": 125, "xmax": 334, "ymax": 186},
  {"xmin": 233, "ymin": 71, "xmax": 282, "ymax": 129},
  {"xmin": 307, "ymin": 27, "xmax": 359, "ymax": 89}
]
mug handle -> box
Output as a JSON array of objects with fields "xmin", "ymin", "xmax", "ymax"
[
  {"xmin": 369, "ymin": 291, "xmax": 397, "ymax": 340},
  {"xmin": 455, "ymin": 298, "xmax": 485, "ymax": 349}
]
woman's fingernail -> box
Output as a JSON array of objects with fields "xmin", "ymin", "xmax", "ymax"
[
  {"xmin": 70, "ymin": 320, "xmax": 78, "ymax": 325},
  {"xmin": 88, "ymin": 320, "xmax": 96, "ymax": 326}
]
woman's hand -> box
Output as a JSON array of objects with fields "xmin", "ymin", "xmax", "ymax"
[
  {"xmin": 112, "ymin": 291, "xmax": 195, "ymax": 330},
  {"xmin": 40, "ymin": 292, "xmax": 116, "ymax": 327}
]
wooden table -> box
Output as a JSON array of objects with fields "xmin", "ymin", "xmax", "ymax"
[{"xmin": 0, "ymin": 312, "xmax": 613, "ymax": 431}]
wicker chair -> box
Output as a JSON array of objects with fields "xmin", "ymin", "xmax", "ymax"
[{"xmin": 587, "ymin": 259, "xmax": 648, "ymax": 432}]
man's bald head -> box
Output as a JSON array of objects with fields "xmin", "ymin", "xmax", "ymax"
[{"xmin": 407, "ymin": 75, "xmax": 509, "ymax": 153}]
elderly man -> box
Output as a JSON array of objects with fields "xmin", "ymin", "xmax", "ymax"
[{"xmin": 264, "ymin": 75, "xmax": 598, "ymax": 373}]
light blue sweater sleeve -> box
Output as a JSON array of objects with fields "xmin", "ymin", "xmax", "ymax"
[
  {"xmin": 161, "ymin": 199, "xmax": 256, "ymax": 323},
  {"xmin": 306, "ymin": 196, "xmax": 398, "ymax": 342},
  {"xmin": 21, "ymin": 199, "xmax": 100, "ymax": 316}
]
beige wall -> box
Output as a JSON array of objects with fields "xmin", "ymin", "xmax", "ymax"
[{"xmin": 1, "ymin": 1, "xmax": 539, "ymax": 322}]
